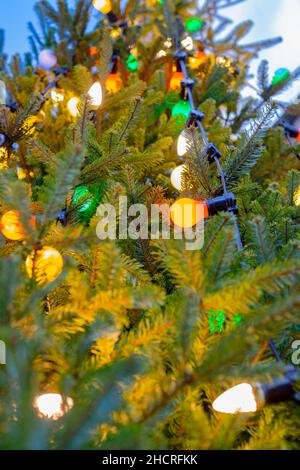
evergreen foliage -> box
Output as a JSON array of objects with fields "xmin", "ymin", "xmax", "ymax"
[{"xmin": 0, "ymin": 0, "xmax": 300, "ymax": 450}]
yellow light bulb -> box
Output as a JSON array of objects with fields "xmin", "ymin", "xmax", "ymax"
[
  {"xmin": 88, "ymin": 82, "xmax": 103, "ymax": 108},
  {"xmin": 26, "ymin": 246, "xmax": 63, "ymax": 285},
  {"xmin": 170, "ymin": 165, "xmax": 187, "ymax": 192},
  {"xmin": 51, "ymin": 90, "xmax": 64, "ymax": 103},
  {"xmin": 92, "ymin": 0, "xmax": 112, "ymax": 14},
  {"xmin": 170, "ymin": 198, "xmax": 208, "ymax": 228},
  {"xmin": 293, "ymin": 185, "xmax": 300, "ymax": 206},
  {"xmin": 0, "ymin": 147, "xmax": 8, "ymax": 169},
  {"xmin": 34, "ymin": 393, "xmax": 73, "ymax": 420},
  {"xmin": 110, "ymin": 28, "xmax": 121, "ymax": 39},
  {"xmin": 177, "ymin": 131, "xmax": 189, "ymax": 157},
  {"xmin": 212, "ymin": 383, "xmax": 258, "ymax": 414},
  {"xmin": 67, "ymin": 97, "xmax": 80, "ymax": 117}
]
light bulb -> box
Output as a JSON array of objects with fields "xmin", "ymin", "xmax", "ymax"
[
  {"xmin": 67, "ymin": 97, "xmax": 80, "ymax": 117},
  {"xmin": 293, "ymin": 185, "xmax": 300, "ymax": 206},
  {"xmin": 170, "ymin": 164, "xmax": 187, "ymax": 191},
  {"xmin": 51, "ymin": 90, "xmax": 64, "ymax": 104},
  {"xmin": 0, "ymin": 80, "xmax": 7, "ymax": 105},
  {"xmin": 92, "ymin": 0, "xmax": 112, "ymax": 14},
  {"xmin": 181, "ymin": 36, "xmax": 194, "ymax": 52},
  {"xmin": 88, "ymin": 82, "xmax": 103, "ymax": 108},
  {"xmin": 170, "ymin": 198, "xmax": 208, "ymax": 228},
  {"xmin": 212, "ymin": 383, "xmax": 258, "ymax": 414},
  {"xmin": 156, "ymin": 50, "xmax": 167, "ymax": 59},
  {"xmin": 177, "ymin": 131, "xmax": 188, "ymax": 157},
  {"xmin": 0, "ymin": 210, "xmax": 36, "ymax": 241},
  {"xmin": 34, "ymin": 393, "xmax": 73, "ymax": 420}
]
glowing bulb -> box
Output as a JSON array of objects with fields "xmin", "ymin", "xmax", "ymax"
[
  {"xmin": 181, "ymin": 36, "xmax": 194, "ymax": 52},
  {"xmin": 88, "ymin": 82, "xmax": 103, "ymax": 108},
  {"xmin": 296, "ymin": 131, "xmax": 300, "ymax": 143},
  {"xmin": 212, "ymin": 383, "xmax": 258, "ymax": 414},
  {"xmin": 189, "ymin": 51, "xmax": 206, "ymax": 70},
  {"xmin": 92, "ymin": 0, "xmax": 112, "ymax": 14},
  {"xmin": 177, "ymin": 131, "xmax": 189, "ymax": 156},
  {"xmin": 0, "ymin": 210, "xmax": 36, "ymax": 241},
  {"xmin": 34, "ymin": 393, "xmax": 73, "ymax": 420},
  {"xmin": 170, "ymin": 165, "xmax": 187, "ymax": 191},
  {"xmin": 105, "ymin": 73, "xmax": 122, "ymax": 94},
  {"xmin": 164, "ymin": 38, "xmax": 172, "ymax": 49},
  {"xmin": 26, "ymin": 246, "xmax": 63, "ymax": 285},
  {"xmin": 67, "ymin": 97, "xmax": 80, "ymax": 117},
  {"xmin": 110, "ymin": 28, "xmax": 121, "ymax": 39},
  {"xmin": 293, "ymin": 185, "xmax": 300, "ymax": 206},
  {"xmin": 156, "ymin": 50, "xmax": 167, "ymax": 59},
  {"xmin": 0, "ymin": 80, "xmax": 6, "ymax": 105},
  {"xmin": 170, "ymin": 198, "xmax": 208, "ymax": 228},
  {"xmin": 0, "ymin": 147, "xmax": 8, "ymax": 169},
  {"xmin": 169, "ymin": 72, "xmax": 184, "ymax": 91},
  {"xmin": 51, "ymin": 90, "xmax": 64, "ymax": 103}
]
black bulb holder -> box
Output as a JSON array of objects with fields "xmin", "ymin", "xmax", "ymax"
[
  {"xmin": 280, "ymin": 120, "xmax": 299, "ymax": 139},
  {"xmin": 206, "ymin": 143, "xmax": 222, "ymax": 163},
  {"xmin": 174, "ymin": 51, "xmax": 188, "ymax": 63},
  {"xmin": 54, "ymin": 67, "xmax": 69, "ymax": 78},
  {"xmin": 255, "ymin": 366, "xmax": 300, "ymax": 408},
  {"xmin": 107, "ymin": 11, "xmax": 119, "ymax": 24},
  {"xmin": 56, "ymin": 208, "xmax": 68, "ymax": 227},
  {"xmin": 206, "ymin": 193, "xmax": 238, "ymax": 217},
  {"xmin": 181, "ymin": 77, "xmax": 195, "ymax": 90}
]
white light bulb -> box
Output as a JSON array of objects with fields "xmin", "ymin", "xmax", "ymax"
[
  {"xmin": 0, "ymin": 80, "xmax": 7, "ymax": 105},
  {"xmin": 34, "ymin": 393, "xmax": 73, "ymax": 420},
  {"xmin": 177, "ymin": 131, "xmax": 188, "ymax": 157},
  {"xmin": 181, "ymin": 36, "xmax": 194, "ymax": 52},
  {"xmin": 38, "ymin": 49, "xmax": 57, "ymax": 69},
  {"xmin": 212, "ymin": 383, "xmax": 258, "ymax": 414},
  {"xmin": 88, "ymin": 82, "xmax": 103, "ymax": 108},
  {"xmin": 67, "ymin": 97, "xmax": 80, "ymax": 117},
  {"xmin": 51, "ymin": 90, "xmax": 64, "ymax": 104},
  {"xmin": 171, "ymin": 164, "xmax": 187, "ymax": 192},
  {"xmin": 156, "ymin": 50, "xmax": 167, "ymax": 59}
]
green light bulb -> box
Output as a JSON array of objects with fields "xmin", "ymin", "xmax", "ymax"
[
  {"xmin": 72, "ymin": 186, "xmax": 94, "ymax": 213},
  {"xmin": 171, "ymin": 100, "xmax": 192, "ymax": 122},
  {"xmin": 271, "ymin": 68, "xmax": 290, "ymax": 86},
  {"xmin": 185, "ymin": 17, "xmax": 204, "ymax": 33},
  {"xmin": 126, "ymin": 54, "xmax": 139, "ymax": 72}
]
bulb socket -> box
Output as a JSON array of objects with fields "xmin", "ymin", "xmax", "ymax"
[
  {"xmin": 280, "ymin": 121, "xmax": 299, "ymax": 139},
  {"xmin": 206, "ymin": 143, "xmax": 222, "ymax": 163},
  {"xmin": 107, "ymin": 11, "xmax": 118, "ymax": 24},
  {"xmin": 254, "ymin": 367, "xmax": 300, "ymax": 409},
  {"xmin": 206, "ymin": 193, "xmax": 238, "ymax": 216}
]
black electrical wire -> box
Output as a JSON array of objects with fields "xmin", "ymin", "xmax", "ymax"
[{"xmin": 174, "ymin": 39, "xmax": 282, "ymax": 363}]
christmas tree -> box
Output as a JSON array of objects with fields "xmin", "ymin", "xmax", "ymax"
[{"xmin": 0, "ymin": 0, "xmax": 300, "ymax": 450}]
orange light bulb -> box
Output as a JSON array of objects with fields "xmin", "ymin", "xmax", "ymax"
[
  {"xmin": 189, "ymin": 51, "xmax": 206, "ymax": 70},
  {"xmin": 297, "ymin": 131, "xmax": 300, "ymax": 143},
  {"xmin": 170, "ymin": 198, "xmax": 208, "ymax": 228},
  {"xmin": 169, "ymin": 71, "xmax": 184, "ymax": 91},
  {"xmin": 0, "ymin": 210, "xmax": 36, "ymax": 241},
  {"xmin": 105, "ymin": 73, "xmax": 122, "ymax": 94}
]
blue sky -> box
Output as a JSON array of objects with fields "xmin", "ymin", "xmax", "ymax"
[{"xmin": 1, "ymin": 0, "xmax": 299, "ymax": 101}]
